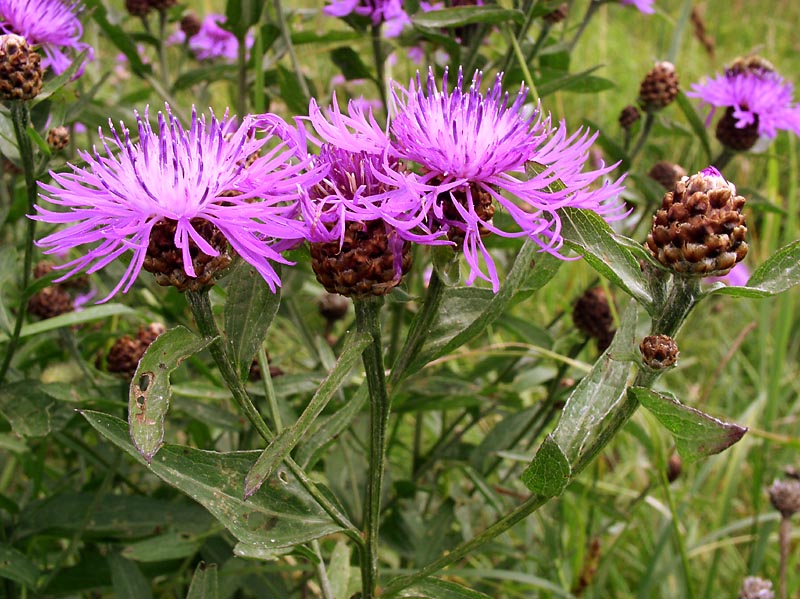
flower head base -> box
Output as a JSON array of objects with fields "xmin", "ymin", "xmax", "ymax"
[
  {"xmin": 688, "ymin": 57, "xmax": 800, "ymax": 148},
  {"xmin": 389, "ymin": 67, "xmax": 627, "ymax": 291},
  {"xmin": 646, "ymin": 166, "xmax": 748, "ymax": 277},
  {"xmin": 0, "ymin": 0, "xmax": 92, "ymax": 76},
  {"xmin": 33, "ymin": 105, "xmax": 319, "ymax": 301}
]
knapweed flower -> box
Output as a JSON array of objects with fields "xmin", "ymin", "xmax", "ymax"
[
  {"xmin": 32, "ymin": 105, "xmax": 321, "ymax": 301},
  {"xmin": 325, "ymin": 0, "xmax": 411, "ymax": 37},
  {"xmin": 0, "ymin": 0, "xmax": 92, "ymax": 75},
  {"xmin": 300, "ymin": 97, "xmax": 445, "ymax": 297},
  {"xmin": 170, "ymin": 14, "xmax": 253, "ymax": 63},
  {"xmin": 389, "ymin": 67, "xmax": 627, "ymax": 291},
  {"xmin": 620, "ymin": 0, "xmax": 655, "ymax": 14},
  {"xmin": 687, "ymin": 58, "xmax": 800, "ymax": 150}
]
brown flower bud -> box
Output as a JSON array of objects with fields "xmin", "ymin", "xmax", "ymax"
[
  {"xmin": 769, "ymin": 479, "xmax": 800, "ymax": 518},
  {"xmin": 318, "ymin": 293, "xmax": 350, "ymax": 322},
  {"xmin": 125, "ymin": 0, "xmax": 152, "ymax": 17},
  {"xmin": 572, "ymin": 287, "xmax": 613, "ymax": 342},
  {"xmin": 47, "ymin": 126, "xmax": 70, "ymax": 152},
  {"xmin": 648, "ymin": 161, "xmax": 687, "ymax": 191},
  {"xmin": 646, "ymin": 167, "xmax": 748, "ymax": 277},
  {"xmin": 716, "ymin": 107, "xmax": 760, "ymax": 151},
  {"xmin": 639, "ymin": 334, "xmax": 679, "ymax": 369},
  {"xmin": 0, "ymin": 34, "xmax": 43, "ymax": 101},
  {"xmin": 638, "ymin": 61, "xmax": 679, "ymax": 111},
  {"xmin": 618, "ymin": 104, "xmax": 641, "ymax": 130},
  {"xmin": 180, "ymin": 13, "xmax": 202, "ymax": 38}
]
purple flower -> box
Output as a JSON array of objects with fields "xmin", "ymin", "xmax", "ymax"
[
  {"xmin": 388, "ymin": 68, "xmax": 627, "ymax": 291},
  {"xmin": 324, "ymin": 0, "xmax": 411, "ymax": 37},
  {"xmin": 706, "ymin": 262, "xmax": 749, "ymax": 287},
  {"xmin": 687, "ymin": 66, "xmax": 800, "ymax": 140},
  {"xmin": 176, "ymin": 13, "xmax": 253, "ymax": 63},
  {"xmin": 299, "ymin": 97, "xmax": 445, "ymax": 278},
  {"xmin": 33, "ymin": 106, "xmax": 321, "ymax": 301},
  {"xmin": 0, "ymin": 0, "xmax": 93, "ymax": 75},
  {"xmin": 620, "ymin": 0, "xmax": 655, "ymax": 14}
]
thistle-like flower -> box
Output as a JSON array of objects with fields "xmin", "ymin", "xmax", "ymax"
[
  {"xmin": 687, "ymin": 57, "xmax": 800, "ymax": 150},
  {"xmin": 389, "ymin": 67, "xmax": 627, "ymax": 291},
  {"xmin": 301, "ymin": 97, "xmax": 444, "ymax": 297},
  {"xmin": 324, "ymin": 0, "xmax": 411, "ymax": 37},
  {"xmin": 33, "ymin": 105, "xmax": 320, "ymax": 301},
  {"xmin": 0, "ymin": 0, "xmax": 93, "ymax": 75},
  {"xmin": 170, "ymin": 14, "xmax": 252, "ymax": 63}
]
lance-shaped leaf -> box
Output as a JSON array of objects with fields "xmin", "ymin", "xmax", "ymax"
[
  {"xmin": 708, "ymin": 239, "xmax": 800, "ymax": 299},
  {"xmin": 244, "ymin": 331, "xmax": 371, "ymax": 498},
  {"xmin": 398, "ymin": 578, "xmax": 495, "ymax": 598},
  {"xmin": 412, "ymin": 6, "xmax": 523, "ymax": 28},
  {"xmin": 0, "ymin": 304, "xmax": 138, "ymax": 342},
  {"xmin": 521, "ymin": 301, "xmax": 638, "ymax": 495},
  {"xmin": 187, "ymin": 562, "xmax": 218, "ymax": 599},
  {"xmin": 630, "ymin": 387, "xmax": 747, "ymax": 462},
  {"xmin": 0, "ymin": 544, "xmax": 38, "ymax": 588},
  {"xmin": 559, "ymin": 207, "xmax": 654, "ymax": 311},
  {"xmin": 0, "ymin": 381, "xmax": 68, "ymax": 437},
  {"xmin": 84, "ymin": 411, "xmax": 345, "ymax": 552},
  {"xmin": 128, "ymin": 326, "xmax": 212, "ymax": 462},
  {"xmin": 224, "ymin": 262, "xmax": 281, "ymax": 381}
]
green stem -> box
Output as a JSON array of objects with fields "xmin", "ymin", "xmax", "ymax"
[
  {"xmin": 499, "ymin": 0, "xmax": 541, "ymax": 74},
  {"xmin": 312, "ymin": 539, "xmax": 335, "ymax": 599},
  {"xmin": 184, "ymin": 289, "xmax": 361, "ymax": 540},
  {"xmin": 157, "ymin": 9, "xmax": 171, "ymax": 90},
  {"xmin": 258, "ymin": 343, "xmax": 282, "ymax": 432},
  {"xmin": 506, "ymin": 25, "xmax": 538, "ymax": 99},
  {"xmin": 370, "ymin": 24, "xmax": 388, "ymax": 113},
  {"xmin": 354, "ymin": 296, "xmax": 389, "ymax": 599},
  {"xmin": 383, "ymin": 275, "xmax": 702, "ymax": 597},
  {"xmin": 568, "ymin": 0, "xmax": 601, "ymax": 52},
  {"xmin": 274, "ymin": 0, "xmax": 310, "ymax": 104},
  {"xmin": 236, "ymin": 31, "xmax": 248, "ymax": 118},
  {"xmin": 0, "ymin": 102, "xmax": 37, "ymax": 385},
  {"xmin": 710, "ymin": 147, "xmax": 736, "ymax": 171},
  {"xmin": 629, "ymin": 108, "xmax": 656, "ymax": 162}
]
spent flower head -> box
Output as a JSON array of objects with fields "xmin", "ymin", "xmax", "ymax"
[
  {"xmin": 33, "ymin": 105, "xmax": 321, "ymax": 300},
  {"xmin": 687, "ymin": 59, "xmax": 800, "ymax": 146},
  {"xmin": 0, "ymin": 0, "xmax": 92, "ymax": 75},
  {"xmin": 388, "ymin": 67, "xmax": 627, "ymax": 291}
]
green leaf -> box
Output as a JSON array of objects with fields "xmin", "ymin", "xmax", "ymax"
[
  {"xmin": 521, "ymin": 301, "xmax": 638, "ymax": 493},
  {"xmin": 83, "ymin": 411, "xmax": 344, "ymax": 551},
  {"xmin": 108, "ymin": 552, "xmax": 153, "ymax": 599},
  {"xmin": 276, "ymin": 65, "xmax": 309, "ymax": 115},
  {"xmin": 187, "ymin": 563, "xmax": 219, "ymax": 599},
  {"xmin": 243, "ymin": 331, "xmax": 370, "ymax": 498},
  {"xmin": 630, "ymin": 387, "xmax": 747, "ymax": 463},
  {"xmin": 520, "ymin": 435, "xmax": 571, "ymax": 497},
  {"xmin": 412, "ymin": 6, "xmax": 523, "ymax": 28},
  {"xmin": 327, "ymin": 541, "xmax": 352, "ymax": 599},
  {"xmin": 675, "ymin": 90, "xmax": 712, "ymax": 163},
  {"xmin": 398, "ymin": 578, "xmax": 494, "ymax": 599},
  {"xmin": 224, "ymin": 0, "xmax": 262, "ymax": 39},
  {"xmin": 86, "ymin": 0, "xmax": 150, "ymax": 77},
  {"xmin": 0, "ymin": 304, "xmax": 139, "ymax": 342},
  {"xmin": 330, "ymin": 47, "xmax": 375, "ymax": 82},
  {"xmin": 537, "ymin": 66, "xmax": 614, "ymax": 97},
  {"xmin": 559, "ymin": 207, "xmax": 654, "ymax": 311},
  {"xmin": 708, "ymin": 240, "xmax": 800, "ymax": 298},
  {"xmin": 405, "ymin": 243, "xmax": 561, "ymax": 374},
  {"xmin": 223, "ymin": 262, "xmax": 281, "ymax": 381},
  {"xmin": 129, "ymin": 326, "xmax": 213, "ymax": 462},
  {"xmin": 32, "ymin": 50, "xmax": 90, "ymax": 104},
  {"xmin": 122, "ymin": 532, "xmax": 203, "ymax": 563},
  {"xmin": 0, "ymin": 543, "xmax": 39, "ymax": 587},
  {"xmin": 0, "ymin": 381, "xmax": 69, "ymax": 437},
  {"xmin": 173, "ymin": 64, "xmax": 237, "ymax": 91}
]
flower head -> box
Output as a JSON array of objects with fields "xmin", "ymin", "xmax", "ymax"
[
  {"xmin": 33, "ymin": 105, "xmax": 320, "ymax": 301},
  {"xmin": 389, "ymin": 67, "xmax": 627, "ymax": 291},
  {"xmin": 620, "ymin": 0, "xmax": 655, "ymax": 14},
  {"xmin": 171, "ymin": 13, "xmax": 253, "ymax": 63},
  {"xmin": 324, "ymin": 0, "xmax": 411, "ymax": 37},
  {"xmin": 0, "ymin": 0, "xmax": 92, "ymax": 75},
  {"xmin": 687, "ymin": 60, "xmax": 800, "ymax": 144}
]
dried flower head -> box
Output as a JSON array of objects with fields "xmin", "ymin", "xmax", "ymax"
[
  {"xmin": 688, "ymin": 57, "xmax": 800, "ymax": 149},
  {"xmin": 0, "ymin": 33, "xmax": 42, "ymax": 100},
  {"xmin": 33, "ymin": 105, "xmax": 320, "ymax": 300},
  {"xmin": 389, "ymin": 67, "xmax": 627, "ymax": 291},
  {"xmin": 769, "ymin": 479, "xmax": 800, "ymax": 518},
  {"xmin": 646, "ymin": 166, "xmax": 748, "ymax": 277},
  {"xmin": 639, "ymin": 334, "xmax": 679, "ymax": 369},
  {"xmin": 0, "ymin": 0, "xmax": 93, "ymax": 75}
]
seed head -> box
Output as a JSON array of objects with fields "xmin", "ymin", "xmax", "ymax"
[
  {"xmin": 640, "ymin": 334, "xmax": 679, "ymax": 369},
  {"xmin": 0, "ymin": 34, "xmax": 43, "ymax": 101},
  {"xmin": 639, "ymin": 61, "xmax": 679, "ymax": 111},
  {"xmin": 646, "ymin": 166, "xmax": 748, "ymax": 277}
]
